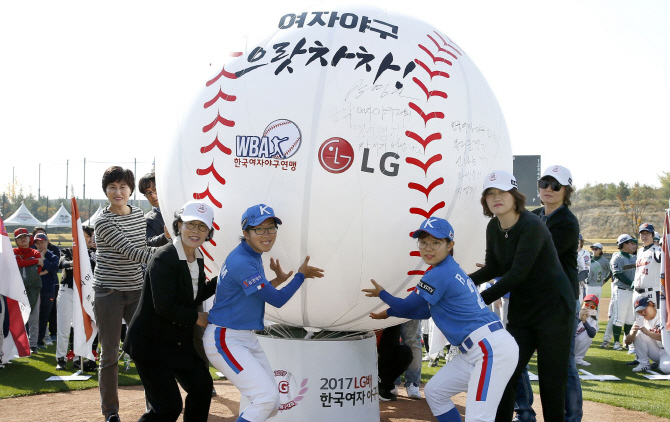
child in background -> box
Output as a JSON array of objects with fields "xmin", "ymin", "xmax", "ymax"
[{"xmin": 575, "ymin": 294, "xmax": 599, "ymax": 366}]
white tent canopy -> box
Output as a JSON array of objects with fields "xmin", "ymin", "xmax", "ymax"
[
  {"xmin": 3, "ymin": 203, "xmax": 44, "ymax": 227},
  {"xmin": 82, "ymin": 205, "xmax": 104, "ymax": 227},
  {"xmin": 45, "ymin": 203, "xmax": 72, "ymax": 228}
]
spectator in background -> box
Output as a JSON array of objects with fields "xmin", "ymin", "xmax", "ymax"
[
  {"xmin": 13, "ymin": 228, "xmax": 43, "ymax": 354},
  {"xmin": 94, "ymin": 166, "xmax": 158, "ymax": 422},
  {"xmin": 56, "ymin": 226, "xmax": 97, "ymax": 371},
  {"xmin": 138, "ymin": 172, "xmax": 169, "ymax": 247},
  {"xmin": 654, "ymin": 232, "xmax": 661, "ymax": 247},
  {"xmin": 32, "ymin": 226, "xmax": 60, "ymax": 345},
  {"xmin": 394, "ymin": 320, "xmax": 423, "ymax": 400},
  {"xmin": 33, "ymin": 233, "xmax": 59, "ymax": 350},
  {"xmin": 625, "ymin": 296, "xmax": 670, "ymax": 373}
]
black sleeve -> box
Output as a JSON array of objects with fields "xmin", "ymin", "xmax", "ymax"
[
  {"xmin": 480, "ymin": 219, "xmax": 546, "ymax": 304},
  {"xmin": 469, "ymin": 221, "xmax": 502, "ymax": 285},
  {"xmin": 148, "ymin": 252, "xmax": 198, "ymax": 328},
  {"xmin": 147, "ymin": 233, "xmax": 169, "ymax": 247},
  {"xmin": 548, "ymin": 212, "xmax": 579, "ymax": 258}
]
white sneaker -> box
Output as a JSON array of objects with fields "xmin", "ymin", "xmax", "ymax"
[
  {"xmin": 422, "ymin": 355, "xmax": 430, "ymax": 362},
  {"xmin": 44, "ymin": 337, "xmax": 53, "ymax": 346},
  {"xmin": 390, "ymin": 385, "xmax": 398, "ymax": 396},
  {"xmin": 612, "ymin": 341, "xmax": 623, "ymax": 351},
  {"xmin": 632, "ymin": 363, "xmax": 651, "ymax": 372},
  {"xmin": 627, "ymin": 344, "xmax": 636, "ymax": 354},
  {"xmin": 406, "ymin": 383, "xmax": 421, "ymax": 400},
  {"xmin": 576, "ymin": 359, "xmax": 591, "ymax": 366}
]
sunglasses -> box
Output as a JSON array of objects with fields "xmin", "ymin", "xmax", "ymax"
[
  {"xmin": 582, "ymin": 303, "xmax": 597, "ymax": 310},
  {"xmin": 538, "ymin": 179, "xmax": 563, "ymax": 192}
]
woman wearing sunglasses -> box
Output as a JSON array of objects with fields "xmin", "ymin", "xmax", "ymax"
[
  {"xmin": 469, "ymin": 170, "xmax": 575, "ymax": 422},
  {"xmin": 531, "ymin": 165, "xmax": 583, "ymax": 422},
  {"xmin": 204, "ymin": 204, "xmax": 324, "ymax": 422},
  {"xmin": 123, "ymin": 201, "xmax": 218, "ymax": 422}
]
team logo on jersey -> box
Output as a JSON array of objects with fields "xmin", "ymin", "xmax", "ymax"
[
  {"xmin": 242, "ymin": 272, "xmax": 265, "ymax": 295},
  {"xmin": 417, "ymin": 280, "xmax": 435, "ymax": 294},
  {"xmin": 236, "ymin": 119, "xmax": 302, "ymax": 160}
]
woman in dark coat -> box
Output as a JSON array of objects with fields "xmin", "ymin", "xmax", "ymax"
[
  {"xmin": 469, "ymin": 170, "xmax": 575, "ymax": 422},
  {"xmin": 123, "ymin": 200, "xmax": 218, "ymax": 422}
]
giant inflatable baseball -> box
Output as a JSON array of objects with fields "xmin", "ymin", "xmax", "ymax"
[{"xmin": 159, "ymin": 6, "xmax": 512, "ymax": 332}]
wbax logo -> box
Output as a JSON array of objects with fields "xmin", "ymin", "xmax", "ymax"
[{"xmin": 236, "ymin": 119, "xmax": 302, "ymax": 160}]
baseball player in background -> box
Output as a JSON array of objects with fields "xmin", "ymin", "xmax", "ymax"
[
  {"xmin": 633, "ymin": 223, "xmax": 662, "ymax": 314},
  {"xmin": 204, "ymin": 204, "xmax": 324, "ymax": 422},
  {"xmin": 584, "ymin": 243, "xmax": 610, "ymax": 302},
  {"xmin": 364, "ymin": 217, "xmax": 518, "ymax": 422},
  {"xmin": 575, "ymin": 295, "xmax": 599, "ymax": 366},
  {"xmin": 624, "ymin": 296, "xmax": 670, "ymax": 373},
  {"xmin": 607, "ymin": 234, "xmax": 638, "ymax": 351},
  {"xmin": 577, "ymin": 234, "xmax": 591, "ymax": 299}
]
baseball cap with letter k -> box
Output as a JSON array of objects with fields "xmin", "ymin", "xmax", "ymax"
[
  {"xmin": 241, "ymin": 204, "xmax": 283, "ymax": 230},
  {"xmin": 412, "ymin": 217, "xmax": 455, "ymax": 241}
]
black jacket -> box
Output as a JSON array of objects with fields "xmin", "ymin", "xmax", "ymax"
[
  {"xmin": 123, "ymin": 242, "xmax": 216, "ymax": 367},
  {"xmin": 531, "ymin": 206, "xmax": 579, "ymax": 299},
  {"xmin": 145, "ymin": 207, "xmax": 169, "ymax": 247}
]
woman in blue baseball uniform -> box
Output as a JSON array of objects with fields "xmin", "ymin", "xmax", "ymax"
[
  {"xmin": 363, "ymin": 217, "xmax": 518, "ymax": 422},
  {"xmin": 204, "ymin": 204, "xmax": 324, "ymax": 422}
]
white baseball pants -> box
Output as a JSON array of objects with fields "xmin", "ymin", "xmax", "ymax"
[
  {"xmin": 585, "ymin": 286, "xmax": 602, "ymax": 303},
  {"xmin": 204, "ymin": 325, "xmax": 279, "ymax": 422},
  {"xmin": 56, "ymin": 286, "xmax": 74, "ymax": 359},
  {"xmin": 633, "ymin": 332, "xmax": 670, "ymax": 373},
  {"xmin": 425, "ymin": 326, "xmax": 518, "ymax": 421},
  {"xmin": 612, "ymin": 287, "xmax": 635, "ymax": 327},
  {"xmin": 574, "ymin": 330, "xmax": 594, "ymax": 363}
]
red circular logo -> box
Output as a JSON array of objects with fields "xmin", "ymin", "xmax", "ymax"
[
  {"xmin": 278, "ymin": 380, "xmax": 290, "ymax": 394},
  {"xmin": 318, "ymin": 137, "xmax": 354, "ymax": 174}
]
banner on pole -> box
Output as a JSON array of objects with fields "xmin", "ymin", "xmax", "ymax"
[{"xmin": 71, "ymin": 198, "xmax": 98, "ymax": 360}]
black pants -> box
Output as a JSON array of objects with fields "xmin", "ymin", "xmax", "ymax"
[
  {"xmin": 134, "ymin": 353, "xmax": 213, "ymax": 422},
  {"xmin": 37, "ymin": 290, "xmax": 55, "ymax": 344},
  {"xmin": 48, "ymin": 284, "xmax": 59, "ymax": 337},
  {"xmin": 496, "ymin": 309, "xmax": 573, "ymax": 422},
  {"xmin": 377, "ymin": 325, "xmax": 413, "ymax": 392}
]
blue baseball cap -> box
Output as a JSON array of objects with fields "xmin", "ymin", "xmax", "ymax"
[
  {"xmin": 634, "ymin": 295, "xmax": 654, "ymax": 312},
  {"xmin": 638, "ymin": 223, "xmax": 655, "ymax": 234},
  {"xmin": 412, "ymin": 217, "xmax": 454, "ymax": 241},
  {"xmin": 579, "ymin": 233, "xmax": 583, "ymax": 241},
  {"xmin": 241, "ymin": 204, "xmax": 282, "ymax": 230}
]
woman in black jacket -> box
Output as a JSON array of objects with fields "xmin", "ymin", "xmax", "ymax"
[
  {"xmin": 124, "ymin": 201, "xmax": 217, "ymax": 422},
  {"xmin": 469, "ymin": 170, "xmax": 575, "ymax": 422}
]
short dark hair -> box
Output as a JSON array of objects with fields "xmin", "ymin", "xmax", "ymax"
[
  {"xmin": 480, "ymin": 188, "xmax": 527, "ymax": 218},
  {"xmin": 102, "ymin": 166, "xmax": 135, "ymax": 194},
  {"xmin": 138, "ymin": 172, "xmax": 156, "ymax": 195},
  {"xmin": 172, "ymin": 212, "xmax": 214, "ymax": 242},
  {"xmin": 82, "ymin": 226, "xmax": 94, "ymax": 238},
  {"xmin": 32, "ymin": 226, "xmax": 47, "ymax": 235}
]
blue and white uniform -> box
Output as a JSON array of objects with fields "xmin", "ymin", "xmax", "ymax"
[
  {"xmin": 379, "ymin": 220, "xmax": 518, "ymax": 422},
  {"xmin": 204, "ymin": 239, "xmax": 305, "ymax": 422}
]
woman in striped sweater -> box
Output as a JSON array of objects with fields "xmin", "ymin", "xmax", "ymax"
[{"xmin": 93, "ymin": 166, "xmax": 157, "ymax": 422}]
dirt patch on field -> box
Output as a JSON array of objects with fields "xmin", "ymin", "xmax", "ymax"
[{"xmin": 0, "ymin": 380, "xmax": 666, "ymax": 422}]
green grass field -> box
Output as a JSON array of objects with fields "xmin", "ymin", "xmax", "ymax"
[{"xmin": 2, "ymin": 280, "xmax": 666, "ymax": 418}]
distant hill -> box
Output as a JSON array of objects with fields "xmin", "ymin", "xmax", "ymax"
[{"xmin": 571, "ymin": 202, "xmax": 667, "ymax": 239}]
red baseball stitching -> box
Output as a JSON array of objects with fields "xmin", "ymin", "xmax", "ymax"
[
  {"xmin": 415, "ymin": 59, "xmax": 450, "ymax": 80},
  {"xmin": 200, "ymin": 134, "xmax": 232, "ymax": 155},
  {"xmin": 433, "ymin": 31, "xmax": 462, "ymax": 56},
  {"xmin": 410, "ymin": 201, "xmax": 446, "ymax": 219},
  {"xmin": 204, "ymin": 88, "xmax": 237, "ymax": 109},
  {"xmin": 405, "ymin": 131, "xmax": 442, "ymax": 151},
  {"xmin": 230, "ymin": 52, "xmax": 243, "ymax": 57},
  {"xmin": 406, "ymin": 154, "xmax": 443, "ymax": 175},
  {"xmin": 413, "ymin": 78, "xmax": 448, "ymax": 101},
  {"xmin": 193, "ymin": 184, "xmax": 223, "ymax": 208},
  {"xmin": 409, "ymin": 102, "xmax": 445, "ymax": 126},
  {"xmin": 407, "ymin": 270, "xmax": 425, "ymax": 276},
  {"xmin": 408, "ymin": 178, "xmax": 445, "ymax": 199},
  {"xmin": 212, "ymin": 222, "xmax": 220, "ymax": 231},
  {"xmin": 196, "ymin": 161, "xmax": 226, "ymax": 186},
  {"xmin": 200, "ymin": 245, "xmax": 214, "ymax": 261},
  {"xmin": 427, "ymin": 34, "xmax": 458, "ymax": 60},
  {"xmin": 263, "ymin": 120, "xmax": 294, "ymax": 137},
  {"xmin": 206, "ymin": 65, "xmax": 237, "ymax": 87},
  {"xmin": 202, "ymin": 111, "xmax": 235, "ymax": 132},
  {"xmin": 418, "ymin": 44, "xmax": 452, "ymax": 66}
]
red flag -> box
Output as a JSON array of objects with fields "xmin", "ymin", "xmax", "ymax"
[
  {"xmin": 0, "ymin": 216, "xmax": 31, "ymax": 360},
  {"xmin": 71, "ymin": 198, "xmax": 97, "ymax": 359}
]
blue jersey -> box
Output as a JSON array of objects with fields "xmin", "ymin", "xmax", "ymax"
[
  {"xmin": 208, "ymin": 241, "xmax": 270, "ymax": 330},
  {"xmin": 416, "ymin": 255, "xmax": 499, "ymax": 345}
]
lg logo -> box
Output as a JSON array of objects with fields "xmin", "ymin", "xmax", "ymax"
[{"xmin": 318, "ymin": 138, "xmax": 399, "ymax": 177}]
